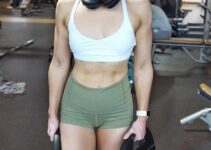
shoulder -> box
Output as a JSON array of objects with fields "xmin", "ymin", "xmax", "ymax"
[
  {"xmin": 126, "ymin": 0, "xmax": 152, "ymax": 22},
  {"xmin": 55, "ymin": 0, "xmax": 75, "ymax": 26},
  {"xmin": 56, "ymin": 0, "xmax": 75, "ymax": 14},
  {"xmin": 126, "ymin": 0, "xmax": 151, "ymax": 12},
  {"xmin": 56, "ymin": 0, "xmax": 75, "ymax": 10}
]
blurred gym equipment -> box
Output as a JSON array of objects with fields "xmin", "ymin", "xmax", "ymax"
[
  {"xmin": 0, "ymin": 40, "xmax": 34, "ymax": 95},
  {"xmin": 0, "ymin": 39, "xmax": 34, "ymax": 59},
  {"xmin": 152, "ymin": 0, "xmax": 211, "ymax": 64},
  {"xmin": 180, "ymin": 83, "xmax": 211, "ymax": 131},
  {"xmin": 19, "ymin": 0, "xmax": 42, "ymax": 16},
  {"xmin": 13, "ymin": 0, "xmax": 56, "ymax": 16},
  {"xmin": 152, "ymin": 4, "xmax": 172, "ymax": 40}
]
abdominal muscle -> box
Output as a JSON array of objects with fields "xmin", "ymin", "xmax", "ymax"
[{"xmin": 71, "ymin": 59, "xmax": 128, "ymax": 88}]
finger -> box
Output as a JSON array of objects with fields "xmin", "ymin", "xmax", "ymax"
[
  {"xmin": 47, "ymin": 128, "xmax": 55, "ymax": 142},
  {"xmin": 47, "ymin": 128, "xmax": 51, "ymax": 136},
  {"xmin": 123, "ymin": 129, "xmax": 134, "ymax": 139},
  {"xmin": 134, "ymin": 136, "xmax": 144, "ymax": 142},
  {"xmin": 50, "ymin": 131, "xmax": 55, "ymax": 142},
  {"xmin": 47, "ymin": 127, "xmax": 54, "ymax": 136},
  {"xmin": 50, "ymin": 134, "xmax": 54, "ymax": 142}
]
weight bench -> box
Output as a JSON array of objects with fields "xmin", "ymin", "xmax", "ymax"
[
  {"xmin": 152, "ymin": 38, "xmax": 211, "ymax": 63},
  {"xmin": 199, "ymin": 83, "xmax": 211, "ymax": 101},
  {"xmin": 180, "ymin": 83, "xmax": 211, "ymax": 131}
]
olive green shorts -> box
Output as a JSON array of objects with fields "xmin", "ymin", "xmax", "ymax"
[{"xmin": 61, "ymin": 73, "xmax": 134, "ymax": 129}]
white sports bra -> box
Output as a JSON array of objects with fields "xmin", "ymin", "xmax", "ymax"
[{"xmin": 68, "ymin": 0, "xmax": 136, "ymax": 62}]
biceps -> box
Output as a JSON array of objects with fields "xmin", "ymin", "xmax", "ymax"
[
  {"xmin": 134, "ymin": 26, "xmax": 152, "ymax": 69},
  {"xmin": 52, "ymin": 24, "xmax": 71, "ymax": 67}
]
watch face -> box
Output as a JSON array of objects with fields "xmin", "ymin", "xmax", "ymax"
[
  {"xmin": 147, "ymin": 111, "xmax": 150, "ymax": 116},
  {"xmin": 136, "ymin": 111, "xmax": 150, "ymax": 117}
]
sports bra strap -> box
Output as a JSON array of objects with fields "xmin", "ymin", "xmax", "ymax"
[
  {"xmin": 70, "ymin": 0, "xmax": 80, "ymax": 23},
  {"xmin": 121, "ymin": 0, "xmax": 131, "ymax": 25}
]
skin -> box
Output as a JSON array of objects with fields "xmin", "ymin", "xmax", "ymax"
[{"xmin": 47, "ymin": 0, "xmax": 153, "ymax": 149}]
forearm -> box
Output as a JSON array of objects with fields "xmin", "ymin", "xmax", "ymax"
[
  {"xmin": 134, "ymin": 62, "xmax": 153, "ymax": 111},
  {"xmin": 48, "ymin": 61, "xmax": 70, "ymax": 118}
]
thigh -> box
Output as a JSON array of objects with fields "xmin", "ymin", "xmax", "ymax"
[
  {"xmin": 60, "ymin": 123, "xmax": 96, "ymax": 150},
  {"xmin": 96, "ymin": 127, "xmax": 130, "ymax": 150}
]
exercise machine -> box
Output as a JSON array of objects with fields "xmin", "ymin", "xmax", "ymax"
[
  {"xmin": 152, "ymin": 4, "xmax": 172, "ymax": 40},
  {"xmin": 160, "ymin": 0, "xmax": 184, "ymax": 18},
  {"xmin": 20, "ymin": 0, "xmax": 41, "ymax": 16},
  {"xmin": 180, "ymin": 83, "xmax": 211, "ymax": 131},
  {"xmin": 171, "ymin": 0, "xmax": 211, "ymax": 38},
  {"xmin": 152, "ymin": 0, "xmax": 211, "ymax": 64},
  {"xmin": 19, "ymin": 0, "xmax": 56, "ymax": 16},
  {"xmin": 152, "ymin": 0, "xmax": 211, "ymax": 39},
  {"xmin": 152, "ymin": 38, "xmax": 211, "ymax": 64}
]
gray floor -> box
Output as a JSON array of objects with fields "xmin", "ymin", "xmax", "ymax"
[
  {"xmin": 0, "ymin": 2, "xmax": 211, "ymax": 150},
  {"xmin": 150, "ymin": 51, "xmax": 211, "ymax": 150},
  {"xmin": 0, "ymin": 22, "xmax": 54, "ymax": 150}
]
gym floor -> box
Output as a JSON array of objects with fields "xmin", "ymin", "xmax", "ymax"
[{"xmin": 0, "ymin": 1, "xmax": 211, "ymax": 150}]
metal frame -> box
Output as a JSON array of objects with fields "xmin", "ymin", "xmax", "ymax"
[
  {"xmin": 0, "ymin": 40, "xmax": 34, "ymax": 85},
  {"xmin": 180, "ymin": 108, "xmax": 211, "ymax": 131},
  {"xmin": 0, "ymin": 40, "xmax": 34, "ymax": 59},
  {"xmin": 203, "ymin": 0, "xmax": 211, "ymax": 42},
  {"xmin": 180, "ymin": 83, "xmax": 211, "ymax": 131},
  {"xmin": 152, "ymin": 40, "xmax": 211, "ymax": 63},
  {"xmin": 180, "ymin": 85, "xmax": 211, "ymax": 131}
]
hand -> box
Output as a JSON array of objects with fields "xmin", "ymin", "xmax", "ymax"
[
  {"xmin": 47, "ymin": 116, "xmax": 59, "ymax": 142},
  {"xmin": 123, "ymin": 117, "xmax": 147, "ymax": 142}
]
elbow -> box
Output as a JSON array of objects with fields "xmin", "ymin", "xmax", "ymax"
[
  {"xmin": 49, "ymin": 57, "xmax": 70, "ymax": 71},
  {"xmin": 137, "ymin": 60, "xmax": 153, "ymax": 71},
  {"xmin": 134, "ymin": 61, "xmax": 153, "ymax": 76}
]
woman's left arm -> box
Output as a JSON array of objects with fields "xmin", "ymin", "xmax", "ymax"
[{"xmin": 124, "ymin": 0, "xmax": 153, "ymax": 141}]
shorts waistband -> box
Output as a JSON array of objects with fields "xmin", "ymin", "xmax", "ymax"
[{"xmin": 69, "ymin": 73, "xmax": 129, "ymax": 91}]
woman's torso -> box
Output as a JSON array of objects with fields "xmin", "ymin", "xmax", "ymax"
[{"xmin": 63, "ymin": 0, "xmax": 141, "ymax": 88}]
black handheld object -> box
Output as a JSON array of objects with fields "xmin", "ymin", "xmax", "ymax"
[
  {"xmin": 82, "ymin": 0, "xmax": 120, "ymax": 9},
  {"xmin": 53, "ymin": 130, "xmax": 61, "ymax": 150},
  {"xmin": 120, "ymin": 128, "xmax": 156, "ymax": 150},
  {"xmin": 120, "ymin": 134, "xmax": 135, "ymax": 150}
]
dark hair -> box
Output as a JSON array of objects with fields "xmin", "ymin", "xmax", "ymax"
[{"xmin": 82, "ymin": 0, "xmax": 120, "ymax": 9}]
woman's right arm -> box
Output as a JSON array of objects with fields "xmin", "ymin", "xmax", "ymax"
[{"xmin": 47, "ymin": 0, "xmax": 72, "ymax": 141}]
